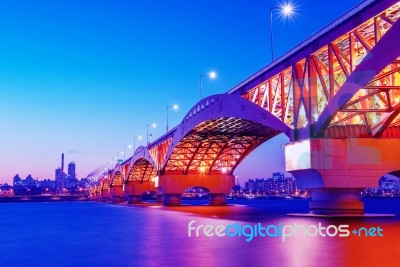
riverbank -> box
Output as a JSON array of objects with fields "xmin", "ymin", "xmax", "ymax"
[{"xmin": 0, "ymin": 195, "xmax": 89, "ymax": 203}]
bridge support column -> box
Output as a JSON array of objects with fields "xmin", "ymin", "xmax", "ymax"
[
  {"xmin": 127, "ymin": 195, "xmax": 141, "ymax": 204},
  {"xmin": 124, "ymin": 182, "xmax": 154, "ymax": 204},
  {"xmin": 110, "ymin": 187, "xmax": 125, "ymax": 203},
  {"xmin": 309, "ymin": 188, "xmax": 364, "ymax": 214},
  {"xmin": 209, "ymin": 193, "xmax": 227, "ymax": 206},
  {"xmin": 111, "ymin": 196, "xmax": 126, "ymax": 203},
  {"xmin": 162, "ymin": 194, "xmax": 181, "ymax": 206},
  {"xmin": 158, "ymin": 173, "xmax": 234, "ymax": 206},
  {"xmin": 286, "ymin": 138, "xmax": 400, "ymax": 215},
  {"xmin": 100, "ymin": 190, "xmax": 110, "ymax": 202}
]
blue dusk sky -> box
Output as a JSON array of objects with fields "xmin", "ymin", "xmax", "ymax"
[{"xmin": 0, "ymin": 0, "xmax": 362, "ymax": 184}]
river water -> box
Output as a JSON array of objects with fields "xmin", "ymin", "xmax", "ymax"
[{"xmin": 0, "ymin": 200, "xmax": 399, "ymax": 267}]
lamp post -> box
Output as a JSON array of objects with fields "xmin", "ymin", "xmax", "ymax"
[
  {"xmin": 166, "ymin": 104, "xmax": 178, "ymax": 132},
  {"xmin": 146, "ymin": 123, "xmax": 156, "ymax": 146},
  {"xmin": 123, "ymin": 145, "xmax": 132, "ymax": 161},
  {"xmin": 269, "ymin": 3, "xmax": 294, "ymax": 61},
  {"xmin": 200, "ymin": 70, "xmax": 217, "ymax": 100},
  {"xmin": 133, "ymin": 135, "xmax": 142, "ymax": 152}
]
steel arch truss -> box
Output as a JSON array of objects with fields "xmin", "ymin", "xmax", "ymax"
[
  {"xmin": 126, "ymin": 158, "xmax": 157, "ymax": 184},
  {"xmin": 164, "ymin": 117, "xmax": 280, "ymax": 175},
  {"xmin": 100, "ymin": 178, "xmax": 110, "ymax": 191},
  {"xmin": 242, "ymin": 2, "xmax": 400, "ymax": 138},
  {"xmin": 110, "ymin": 171, "xmax": 123, "ymax": 187},
  {"xmin": 162, "ymin": 94, "xmax": 290, "ymax": 175}
]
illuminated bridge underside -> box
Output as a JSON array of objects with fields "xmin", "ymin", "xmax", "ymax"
[
  {"xmin": 164, "ymin": 117, "xmax": 280, "ymax": 175},
  {"xmin": 159, "ymin": 94, "xmax": 291, "ymax": 176},
  {"xmin": 110, "ymin": 172, "xmax": 123, "ymax": 187},
  {"xmin": 236, "ymin": 1, "xmax": 400, "ymax": 139},
  {"xmin": 127, "ymin": 158, "xmax": 156, "ymax": 183},
  {"xmin": 100, "ymin": 179, "xmax": 110, "ymax": 191}
]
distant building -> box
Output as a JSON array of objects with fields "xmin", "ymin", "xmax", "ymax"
[
  {"xmin": 64, "ymin": 162, "xmax": 78, "ymax": 189},
  {"xmin": 55, "ymin": 168, "xmax": 64, "ymax": 189},
  {"xmin": 245, "ymin": 179, "xmax": 257, "ymax": 192},
  {"xmin": 243, "ymin": 173, "xmax": 298, "ymax": 195},
  {"xmin": 272, "ymin": 172, "xmax": 284, "ymax": 180},
  {"xmin": 379, "ymin": 176, "xmax": 400, "ymax": 190},
  {"xmin": 0, "ymin": 183, "xmax": 13, "ymax": 196},
  {"xmin": 13, "ymin": 174, "xmax": 22, "ymax": 186},
  {"xmin": 68, "ymin": 162, "xmax": 76, "ymax": 180}
]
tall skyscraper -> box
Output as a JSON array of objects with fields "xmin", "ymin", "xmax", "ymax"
[
  {"xmin": 55, "ymin": 153, "xmax": 65, "ymax": 189},
  {"xmin": 68, "ymin": 162, "xmax": 76, "ymax": 180},
  {"xmin": 61, "ymin": 153, "xmax": 65, "ymax": 174},
  {"xmin": 55, "ymin": 167, "xmax": 64, "ymax": 189}
]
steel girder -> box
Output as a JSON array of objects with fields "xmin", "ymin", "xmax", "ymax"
[{"xmin": 239, "ymin": 1, "xmax": 400, "ymax": 139}]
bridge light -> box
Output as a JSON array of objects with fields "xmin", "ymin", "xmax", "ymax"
[
  {"xmin": 147, "ymin": 123, "xmax": 157, "ymax": 146},
  {"xmin": 199, "ymin": 166, "xmax": 206, "ymax": 173},
  {"xmin": 167, "ymin": 105, "xmax": 179, "ymax": 132},
  {"xmin": 281, "ymin": 3, "xmax": 294, "ymax": 17},
  {"xmin": 221, "ymin": 167, "xmax": 227, "ymax": 174},
  {"xmin": 208, "ymin": 71, "xmax": 217, "ymax": 80},
  {"xmin": 270, "ymin": 1, "xmax": 297, "ymax": 61},
  {"xmin": 200, "ymin": 70, "xmax": 218, "ymax": 100}
]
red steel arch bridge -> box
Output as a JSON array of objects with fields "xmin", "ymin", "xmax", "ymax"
[{"xmin": 90, "ymin": 0, "xmax": 400, "ymax": 214}]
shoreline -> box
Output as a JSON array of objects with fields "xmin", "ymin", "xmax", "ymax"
[{"xmin": 0, "ymin": 195, "xmax": 89, "ymax": 203}]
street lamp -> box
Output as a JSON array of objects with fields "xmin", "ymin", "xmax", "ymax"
[
  {"xmin": 200, "ymin": 70, "xmax": 217, "ymax": 100},
  {"xmin": 166, "ymin": 104, "xmax": 178, "ymax": 132},
  {"xmin": 269, "ymin": 2, "xmax": 295, "ymax": 61},
  {"xmin": 146, "ymin": 123, "xmax": 156, "ymax": 146},
  {"xmin": 123, "ymin": 144, "xmax": 132, "ymax": 161},
  {"xmin": 133, "ymin": 135, "xmax": 142, "ymax": 152}
]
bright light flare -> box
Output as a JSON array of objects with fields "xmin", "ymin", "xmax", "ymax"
[
  {"xmin": 199, "ymin": 166, "xmax": 206, "ymax": 173},
  {"xmin": 279, "ymin": 2, "xmax": 295, "ymax": 18},
  {"xmin": 208, "ymin": 71, "xmax": 217, "ymax": 79},
  {"xmin": 282, "ymin": 4, "xmax": 293, "ymax": 15}
]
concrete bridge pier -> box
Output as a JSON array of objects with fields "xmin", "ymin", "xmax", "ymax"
[
  {"xmin": 94, "ymin": 191, "xmax": 102, "ymax": 201},
  {"xmin": 126, "ymin": 195, "xmax": 141, "ymax": 204},
  {"xmin": 162, "ymin": 194, "xmax": 181, "ymax": 206},
  {"xmin": 309, "ymin": 188, "xmax": 364, "ymax": 214},
  {"xmin": 124, "ymin": 182, "xmax": 154, "ymax": 204},
  {"xmin": 109, "ymin": 187, "xmax": 125, "ymax": 203},
  {"xmin": 100, "ymin": 189, "xmax": 110, "ymax": 202},
  {"xmin": 159, "ymin": 173, "xmax": 234, "ymax": 206},
  {"xmin": 287, "ymin": 138, "xmax": 400, "ymax": 215},
  {"xmin": 209, "ymin": 193, "xmax": 228, "ymax": 206}
]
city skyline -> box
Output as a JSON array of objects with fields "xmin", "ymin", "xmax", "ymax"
[{"xmin": 0, "ymin": 0, "xmax": 362, "ymax": 184}]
